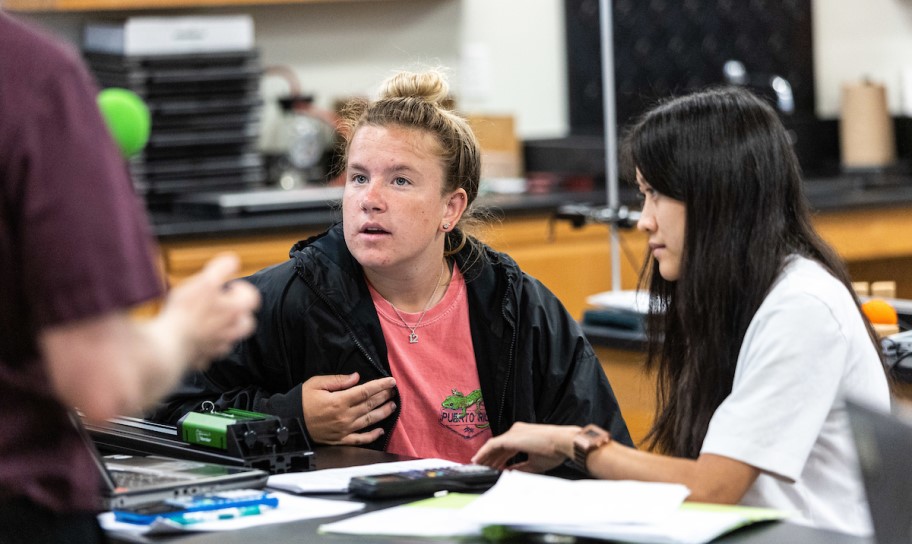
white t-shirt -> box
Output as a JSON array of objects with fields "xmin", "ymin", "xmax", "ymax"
[{"xmin": 700, "ymin": 256, "xmax": 890, "ymax": 536}]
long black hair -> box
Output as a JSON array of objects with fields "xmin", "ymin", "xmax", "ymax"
[{"xmin": 622, "ymin": 87, "xmax": 879, "ymax": 458}]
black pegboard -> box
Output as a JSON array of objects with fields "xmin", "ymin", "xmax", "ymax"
[{"xmin": 565, "ymin": 0, "xmax": 816, "ymax": 134}]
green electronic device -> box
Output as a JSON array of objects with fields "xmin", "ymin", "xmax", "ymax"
[
  {"xmin": 169, "ymin": 402, "xmax": 313, "ymax": 473},
  {"xmin": 179, "ymin": 408, "xmax": 272, "ymax": 450}
]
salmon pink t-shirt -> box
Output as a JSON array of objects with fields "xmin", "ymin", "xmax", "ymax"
[{"xmin": 368, "ymin": 264, "xmax": 492, "ymax": 463}]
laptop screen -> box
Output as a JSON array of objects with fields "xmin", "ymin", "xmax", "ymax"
[{"xmin": 68, "ymin": 411, "xmax": 269, "ymax": 509}]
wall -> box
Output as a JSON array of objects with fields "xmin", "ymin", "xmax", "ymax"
[
  {"xmin": 813, "ymin": 0, "xmax": 912, "ymax": 117},
  {"xmin": 13, "ymin": 0, "xmax": 912, "ymax": 139},
  {"xmin": 13, "ymin": 0, "xmax": 567, "ymax": 141}
]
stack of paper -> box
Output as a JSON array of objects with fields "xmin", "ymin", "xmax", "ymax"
[
  {"xmin": 586, "ymin": 289, "xmax": 651, "ymax": 313},
  {"xmin": 319, "ymin": 471, "xmax": 788, "ymax": 544},
  {"xmin": 463, "ymin": 471, "xmax": 690, "ymax": 525},
  {"xmin": 502, "ymin": 503, "xmax": 788, "ymax": 544}
]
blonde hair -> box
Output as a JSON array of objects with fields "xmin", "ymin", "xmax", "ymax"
[{"xmin": 339, "ymin": 69, "xmax": 489, "ymax": 258}]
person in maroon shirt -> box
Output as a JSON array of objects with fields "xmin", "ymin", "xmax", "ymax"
[{"xmin": 0, "ymin": 13, "xmax": 260, "ymax": 543}]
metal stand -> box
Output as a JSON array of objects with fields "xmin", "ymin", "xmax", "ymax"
[
  {"xmin": 599, "ymin": 0, "xmax": 624, "ymax": 292},
  {"xmin": 554, "ymin": 0, "xmax": 640, "ymax": 292}
]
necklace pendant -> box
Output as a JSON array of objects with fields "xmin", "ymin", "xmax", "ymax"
[{"xmin": 409, "ymin": 332, "xmax": 419, "ymax": 344}]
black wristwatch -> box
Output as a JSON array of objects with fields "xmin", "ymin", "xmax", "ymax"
[{"xmin": 572, "ymin": 424, "xmax": 612, "ymax": 473}]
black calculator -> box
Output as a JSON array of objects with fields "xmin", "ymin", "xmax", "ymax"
[{"xmin": 348, "ymin": 464, "xmax": 501, "ymax": 499}]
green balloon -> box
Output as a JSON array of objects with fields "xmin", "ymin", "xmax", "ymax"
[{"xmin": 97, "ymin": 87, "xmax": 150, "ymax": 158}]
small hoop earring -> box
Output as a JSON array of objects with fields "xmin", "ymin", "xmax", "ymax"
[{"xmin": 442, "ymin": 223, "xmax": 450, "ymax": 230}]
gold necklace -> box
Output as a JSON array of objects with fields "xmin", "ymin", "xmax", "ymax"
[{"xmin": 386, "ymin": 262, "xmax": 445, "ymax": 344}]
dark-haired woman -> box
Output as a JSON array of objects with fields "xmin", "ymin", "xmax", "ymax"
[{"xmin": 473, "ymin": 86, "xmax": 889, "ymax": 536}]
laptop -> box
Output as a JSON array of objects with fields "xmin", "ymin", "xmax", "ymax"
[
  {"xmin": 846, "ymin": 399, "xmax": 912, "ymax": 544},
  {"xmin": 71, "ymin": 412, "xmax": 269, "ymax": 510}
]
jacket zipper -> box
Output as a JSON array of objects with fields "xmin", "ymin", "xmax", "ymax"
[
  {"xmin": 295, "ymin": 267, "xmax": 400, "ymax": 449},
  {"xmin": 496, "ymin": 275, "xmax": 517, "ymax": 434}
]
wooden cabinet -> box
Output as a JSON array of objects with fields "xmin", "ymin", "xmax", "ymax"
[
  {"xmin": 160, "ymin": 230, "xmax": 321, "ymax": 287},
  {"xmin": 475, "ymin": 217, "xmax": 646, "ymax": 319},
  {"xmin": 595, "ymin": 346, "xmax": 654, "ymax": 447},
  {"xmin": 157, "ymin": 216, "xmax": 646, "ymax": 319},
  {"xmin": 158, "ymin": 203, "xmax": 912, "ymax": 320}
]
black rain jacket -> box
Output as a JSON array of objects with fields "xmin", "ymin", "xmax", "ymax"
[{"xmin": 149, "ymin": 223, "xmax": 632, "ymax": 466}]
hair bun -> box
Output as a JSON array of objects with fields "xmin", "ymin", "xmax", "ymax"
[{"xmin": 379, "ymin": 69, "xmax": 450, "ymax": 107}]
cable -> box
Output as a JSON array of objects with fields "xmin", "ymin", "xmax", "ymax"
[{"xmin": 890, "ymin": 351, "xmax": 912, "ymax": 371}]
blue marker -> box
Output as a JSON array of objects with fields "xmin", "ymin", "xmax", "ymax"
[
  {"xmin": 113, "ymin": 491, "xmax": 279, "ymax": 525},
  {"xmin": 171, "ymin": 505, "xmax": 267, "ymax": 526}
]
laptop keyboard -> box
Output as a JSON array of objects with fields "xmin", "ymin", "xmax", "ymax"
[{"xmin": 110, "ymin": 470, "xmax": 188, "ymax": 488}]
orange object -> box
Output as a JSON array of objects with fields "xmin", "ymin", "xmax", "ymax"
[{"xmin": 862, "ymin": 299, "xmax": 899, "ymax": 325}]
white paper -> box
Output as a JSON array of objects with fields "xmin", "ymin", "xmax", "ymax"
[
  {"xmin": 586, "ymin": 289, "xmax": 651, "ymax": 313},
  {"xmin": 318, "ymin": 477, "xmax": 784, "ymax": 544},
  {"xmin": 462, "ymin": 471, "xmax": 690, "ymax": 525},
  {"xmin": 98, "ymin": 492, "xmax": 364, "ymax": 536},
  {"xmin": 266, "ymin": 458, "xmax": 457, "ymax": 494},
  {"xmin": 513, "ymin": 507, "xmax": 788, "ymax": 544},
  {"xmin": 320, "ymin": 499, "xmax": 482, "ymax": 538}
]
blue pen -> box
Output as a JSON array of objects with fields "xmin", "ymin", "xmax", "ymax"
[{"xmin": 170, "ymin": 505, "xmax": 266, "ymax": 526}]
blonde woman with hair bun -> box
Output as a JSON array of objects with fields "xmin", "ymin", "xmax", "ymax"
[
  {"xmin": 377, "ymin": 68, "xmax": 449, "ymax": 102},
  {"xmin": 152, "ymin": 69, "xmax": 631, "ymax": 470}
]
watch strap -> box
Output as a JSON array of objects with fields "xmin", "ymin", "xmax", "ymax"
[{"xmin": 572, "ymin": 424, "xmax": 611, "ymax": 473}]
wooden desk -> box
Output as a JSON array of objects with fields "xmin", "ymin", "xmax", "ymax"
[{"xmin": 105, "ymin": 445, "xmax": 870, "ymax": 544}]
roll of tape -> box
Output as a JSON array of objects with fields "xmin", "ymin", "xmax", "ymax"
[{"xmin": 840, "ymin": 80, "xmax": 896, "ymax": 169}]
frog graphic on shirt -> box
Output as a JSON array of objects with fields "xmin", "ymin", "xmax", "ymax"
[{"xmin": 439, "ymin": 388, "xmax": 489, "ymax": 439}]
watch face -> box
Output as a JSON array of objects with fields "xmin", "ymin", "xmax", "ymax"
[
  {"xmin": 573, "ymin": 434, "xmax": 594, "ymax": 471},
  {"xmin": 575, "ymin": 424, "xmax": 611, "ymax": 458}
]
